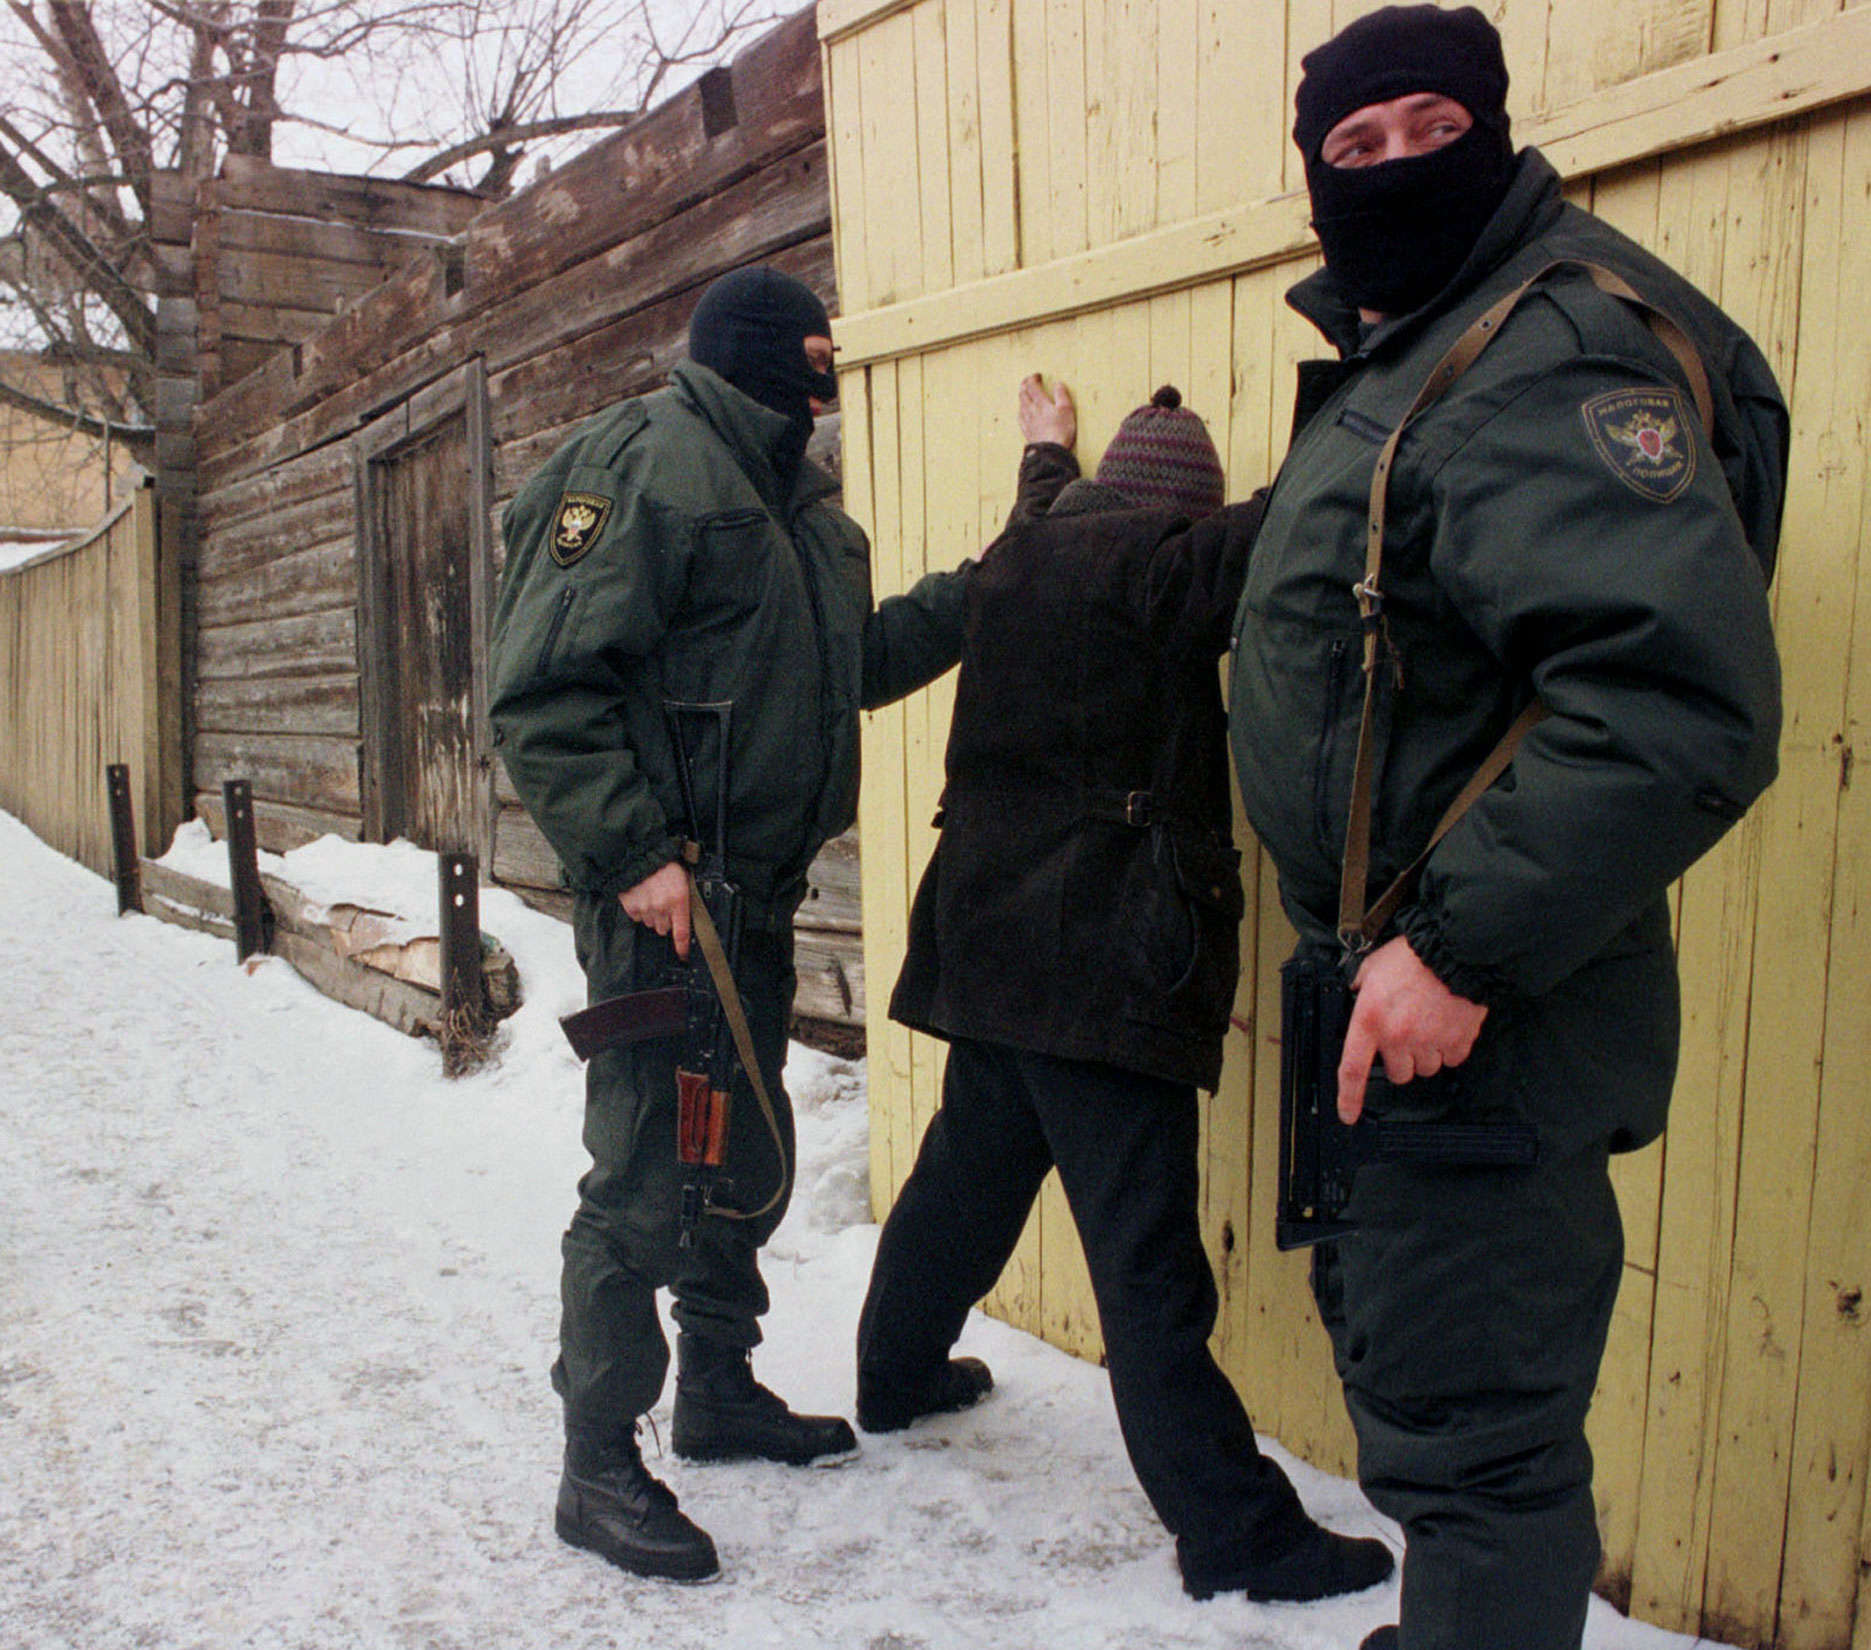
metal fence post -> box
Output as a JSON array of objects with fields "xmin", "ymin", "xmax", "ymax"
[
  {"xmin": 221, "ymin": 779, "xmax": 272, "ymax": 962},
  {"xmin": 106, "ymin": 764, "xmax": 143, "ymax": 915},
  {"xmin": 438, "ymin": 852, "xmax": 489, "ymax": 1075}
]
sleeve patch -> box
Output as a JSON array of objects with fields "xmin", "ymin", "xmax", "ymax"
[
  {"xmin": 550, "ymin": 491, "xmax": 613, "ymax": 566},
  {"xmin": 1580, "ymin": 387, "xmax": 1696, "ymax": 503}
]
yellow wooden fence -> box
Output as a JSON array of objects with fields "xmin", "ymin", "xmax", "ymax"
[
  {"xmin": 821, "ymin": 2, "xmax": 1871, "ymax": 1645},
  {"xmin": 0, "ymin": 484, "xmax": 181, "ymax": 878}
]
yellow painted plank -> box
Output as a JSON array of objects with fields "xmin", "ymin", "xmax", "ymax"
[
  {"xmin": 852, "ymin": 362, "xmax": 917, "ymax": 1217},
  {"xmin": 1626, "ymin": 139, "xmax": 1756, "ymax": 1640},
  {"xmin": 1542, "ymin": 0, "xmax": 1707, "ymax": 111},
  {"xmin": 828, "ymin": 11, "xmax": 1871, "ymax": 368},
  {"xmin": 1184, "ymin": 279, "xmax": 1234, "ymax": 478},
  {"xmin": 856, "ymin": 11, "xmax": 924, "ymax": 308},
  {"xmin": 975, "ymin": 0, "xmax": 1019, "ymax": 277},
  {"xmin": 1195, "ymin": 0, "xmax": 1286, "ymax": 213},
  {"xmin": 942, "ymin": 0, "xmax": 987, "ymax": 286},
  {"xmin": 1146, "ymin": 287, "xmax": 1194, "ymax": 408},
  {"xmin": 1700, "ymin": 121, "xmax": 1831, "ymax": 1645},
  {"xmin": 1011, "ymin": 0, "xmax": 1054, "ymax": 268},
  {"xmin": 818, "ymin": 0, "xmax": 918, "ymax": 45},
  {"xmin": 1105, "ymin": 0, "xmax": 1159, "ymax": 241},
  {"xmin": 1713, "ymin": 0, "xmax": 1844, "ymax": 52},
  {"xmin": 1042, "ymin": 0, "xmax": 1088, "ymax": 263},
  {"xmin": 1156, "ymin": 0, "xmax": 1200, "ymax": 226},
  {"xmin": 1766, "ymin": 105, "xmax": 1871, "ymax": 1650},
  {"xmin": 825, "ymin": 37, "xmax": 872, "ymax": 316},
  {"xmin": 912, "ymin": 0, "xmax": 955, "ymax": 297}
]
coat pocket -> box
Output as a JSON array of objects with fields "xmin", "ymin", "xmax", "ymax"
[{"xmin": 1126, "ymin": 829, "xmax": 1244, "ymax": 1032}]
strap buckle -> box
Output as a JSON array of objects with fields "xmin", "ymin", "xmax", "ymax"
[
  {"xmin": 1124, "ymin": 790, "xmax": 1153, "ymax": 827},
  {"xmin": 1353, "ymin": 575, "xmax": 1384, "ymax": 620}
]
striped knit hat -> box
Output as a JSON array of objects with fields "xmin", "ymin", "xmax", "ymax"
[{"xmin": 1094, "ymin": 386, "xmax": 1226, "ymax": 518}]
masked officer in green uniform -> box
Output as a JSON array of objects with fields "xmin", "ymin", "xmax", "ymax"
[
  {"xmin": 1227, "ymin": 10, "xmax": 1785, "ymax": 1648},
  {"xmin": 489, "ymin": 266, "xmax": 982, "ymax": 1583}
]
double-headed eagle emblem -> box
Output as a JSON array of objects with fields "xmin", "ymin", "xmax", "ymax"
[{"xmin": 550, "ymin": 491, "xmax": 613, "ymax": 566}]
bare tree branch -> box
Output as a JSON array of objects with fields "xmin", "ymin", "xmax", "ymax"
[
  {"xmin": 47, "ymin": 0, "xmax": 157, "ymax": 215},
  {"xmin": 0, "ymin": 134, "xmax": 154, "ymax": 355},
  {"xmin": 0, "ymin": 364, "xmax": 153, "ymax": 453}
]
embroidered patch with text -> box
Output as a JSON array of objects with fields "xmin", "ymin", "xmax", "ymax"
[
  {"xmin": 550, "ymin": 491, "xmax": 613, "ymax": 566},
  {"xmin": 1580, "ymin": 387, "xmax": 1696, "ymax": 503}
]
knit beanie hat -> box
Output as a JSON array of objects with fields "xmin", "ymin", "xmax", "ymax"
[
  {"xmin": 1093, "ymin": 387, "xmax": 1225, "ymax": 518},
  {"xmin": 1293, "ymin": 4, "xmax": 1510, "ymax": 162}
]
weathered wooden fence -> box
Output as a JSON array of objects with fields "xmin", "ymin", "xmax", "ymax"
[
  {"xmin": 0, "ymin": 485, "xmax": 180, "ymax": 877},
  {"xmin": 824, "ymin": 2, "xmax": 1871, "ymax": 1645},
  {"xmin": 167, "ymin": 10, "xmax": 862, "ymax": 1030}
]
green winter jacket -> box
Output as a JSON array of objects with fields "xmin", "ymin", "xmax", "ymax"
[
  {"xmin": 490, "ymin": 360, "xmax": 970, "ymax": 924},
  {"xmin": 1230, "ymin": 150, "xmax": 1784, "ymax": 1153}
]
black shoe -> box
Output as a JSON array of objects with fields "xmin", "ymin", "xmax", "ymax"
[
  {"xmin": 1359, "ymin": 1629, "xmax": 1399, "ymax": 1650},
  {"xmin": 1178, "ymin": 1510, "xmax": 1394, "ymax": 1603},
  {"xmin": 672, "ymin": 1341, "xmax": 858, "ymax": 1466},
  {"xmin": 555, "ymin": 1432, "xmax": 719, "ymax": 1582},
  {"xmin": 856, "ymin": 1356, "xmax": 994, "ymax": 1433}
]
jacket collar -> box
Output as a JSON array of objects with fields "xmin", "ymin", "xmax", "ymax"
[
  {"xmin": 1287, "ymin": 147, "xmax": 1568, "ymax": 359},
  {"xmin": 669, "ymin": 358, "xmax": 837, "ymax": 514}
]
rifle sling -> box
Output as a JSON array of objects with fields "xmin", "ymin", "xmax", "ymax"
[
  {"xmin": 1338, "ymin": 260, "xmax": 1716, "ymax": 952},
  {"xmin": 685, "ymin": 862, "xmax": 791, "ymax": 1225}
]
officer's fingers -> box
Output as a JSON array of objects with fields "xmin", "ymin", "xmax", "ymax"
[
  {"xmin": 670, "ymin": 885, "xmax": 691, "ymax": 960},
  {"xmin": 1336, "ymin": 1008, "xmax": 1377, "ymax": 1124}
]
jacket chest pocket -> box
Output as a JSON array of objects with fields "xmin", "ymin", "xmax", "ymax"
[{"xmin": 689, "ymin": 508, "xmax": 780, "ymax": 621}]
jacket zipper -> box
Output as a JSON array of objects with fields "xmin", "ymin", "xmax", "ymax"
[
  {"xmin": 1313, "ymin": 636, "xmax": 1351, "ymax": 858},
  {"xmin": 537, "ymin": 587, "xmax": 576, "ymax": 675}
]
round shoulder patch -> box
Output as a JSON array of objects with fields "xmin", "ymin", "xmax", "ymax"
[
  {"xmin": 550, "ymin": 491, "xmax": 613, "ymax": 566},
  {"xmin": 1580, "ymin": 387, "xmax": 1696, "ymax": 503}
]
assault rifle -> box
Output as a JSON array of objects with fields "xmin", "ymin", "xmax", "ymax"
[
  {"xmin": 559, "ymin": 701, "xmax": 775, "ymax": 1248},
  {"xmin": 1276, "ymin": 949, "xmax": 1539, "ymax": 1251}
]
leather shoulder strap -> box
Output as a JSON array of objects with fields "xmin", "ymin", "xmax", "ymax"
[{"xmin": 1337, "ymin": 260, "xmax": 1713, "ymax": 952}]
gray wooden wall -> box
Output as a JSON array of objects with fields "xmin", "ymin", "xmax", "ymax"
[{"xmin": 172, "ymin": 9, "xmax": 863, "ymax": 1028}]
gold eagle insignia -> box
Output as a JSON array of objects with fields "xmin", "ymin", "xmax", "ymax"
[{"xmin": 550, "ymin": 491, "xmax": 613, "ymax": 566}]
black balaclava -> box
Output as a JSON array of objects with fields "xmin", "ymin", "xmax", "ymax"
[
  {"xmin": 687, "ymin": 265, "xmax": 837, "ymax": 480},
  {"xmin": 1294, "ymin": 5, "xmax": 1514, "ymax": 317}
]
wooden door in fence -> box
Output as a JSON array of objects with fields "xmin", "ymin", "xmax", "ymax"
[{"xmin": 355, "ymin": 360, "xmax": 495, "ymax": 859}]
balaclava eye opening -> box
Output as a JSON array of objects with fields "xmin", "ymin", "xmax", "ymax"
[
  {"xmin": 1293, "ymin": 5, "xmax": 1514, "ymax": 317},
  {"xmin": 687, "ymin": 266, "xmax": 837, "ymax": 480}
]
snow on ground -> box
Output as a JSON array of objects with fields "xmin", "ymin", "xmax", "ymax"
[{"xmin": 1, "ymin": 808, "xmax": 1722, "ymax": 1650}]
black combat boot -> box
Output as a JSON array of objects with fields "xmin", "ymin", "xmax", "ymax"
[
  {"xmin": 671, "ymin": 1337, "xmax": 858, "ymax": 1465},
  {"xmin": 856, "ymin": 1355, "xmax": 994, "ymax": 1433},
  {"xmin": 1177, "ymin": 1495, "xmax": 1394, "ymax": 1603},
  {"xmin": 556, "ymin": 1428, "xmax": 719, "ymax": 1582},
  {"xmin": 1359, "ymin": 1628, "xmax": 1400, "ymax": 1649}
]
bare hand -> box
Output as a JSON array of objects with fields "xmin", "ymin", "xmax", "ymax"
[
  {"xmin": 1336, "ymin": 935, "xmax": 1488, "ymax": 1124},
  {"xmin": 1018, "ymin": 373, "xmax": 1076, "ymax": 450},
  {"xmin": 619, "ymin": 860, "xmax": 692, "ymax": 958}
]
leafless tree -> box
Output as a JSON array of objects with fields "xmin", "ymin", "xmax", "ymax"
[{"xmin": 0, "ymin": 0, "xmax": 782, "ymax": 456}]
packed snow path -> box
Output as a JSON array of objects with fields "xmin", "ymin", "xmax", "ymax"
[{"xmin": 0, "ymin": 811, "xmax": 1716, "ymax": 1650}]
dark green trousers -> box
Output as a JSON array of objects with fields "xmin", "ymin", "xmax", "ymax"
[
  {"xmin": 1313, "ymin": 1141, "xmax": 1622, "ymax": 1650},
  {"xmin": 555, "ymin": 893, "xmax": 797, "ymax": 1437}
]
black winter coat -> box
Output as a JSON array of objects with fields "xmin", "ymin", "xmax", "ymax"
[{"xmin": 890, "ymin": 474, "xmax": 1265, "ymax": 1091}]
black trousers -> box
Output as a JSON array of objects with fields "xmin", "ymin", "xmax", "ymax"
[
  {"xmin": 555, "ymin": 893, "xmax": 797, "ymax": 1436},
  {"xmin": 1314, "ymin": 1141, "xmax": 1622, "ymax": 1650},
  {"xmin": 857, "ymin": 1036, "xmax": 1295, "ymax": 1542}
]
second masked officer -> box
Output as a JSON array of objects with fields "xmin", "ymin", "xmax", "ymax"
[{"xmin": 490, "ymin": 266, "xmax": 989, "ymax": 1584}]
